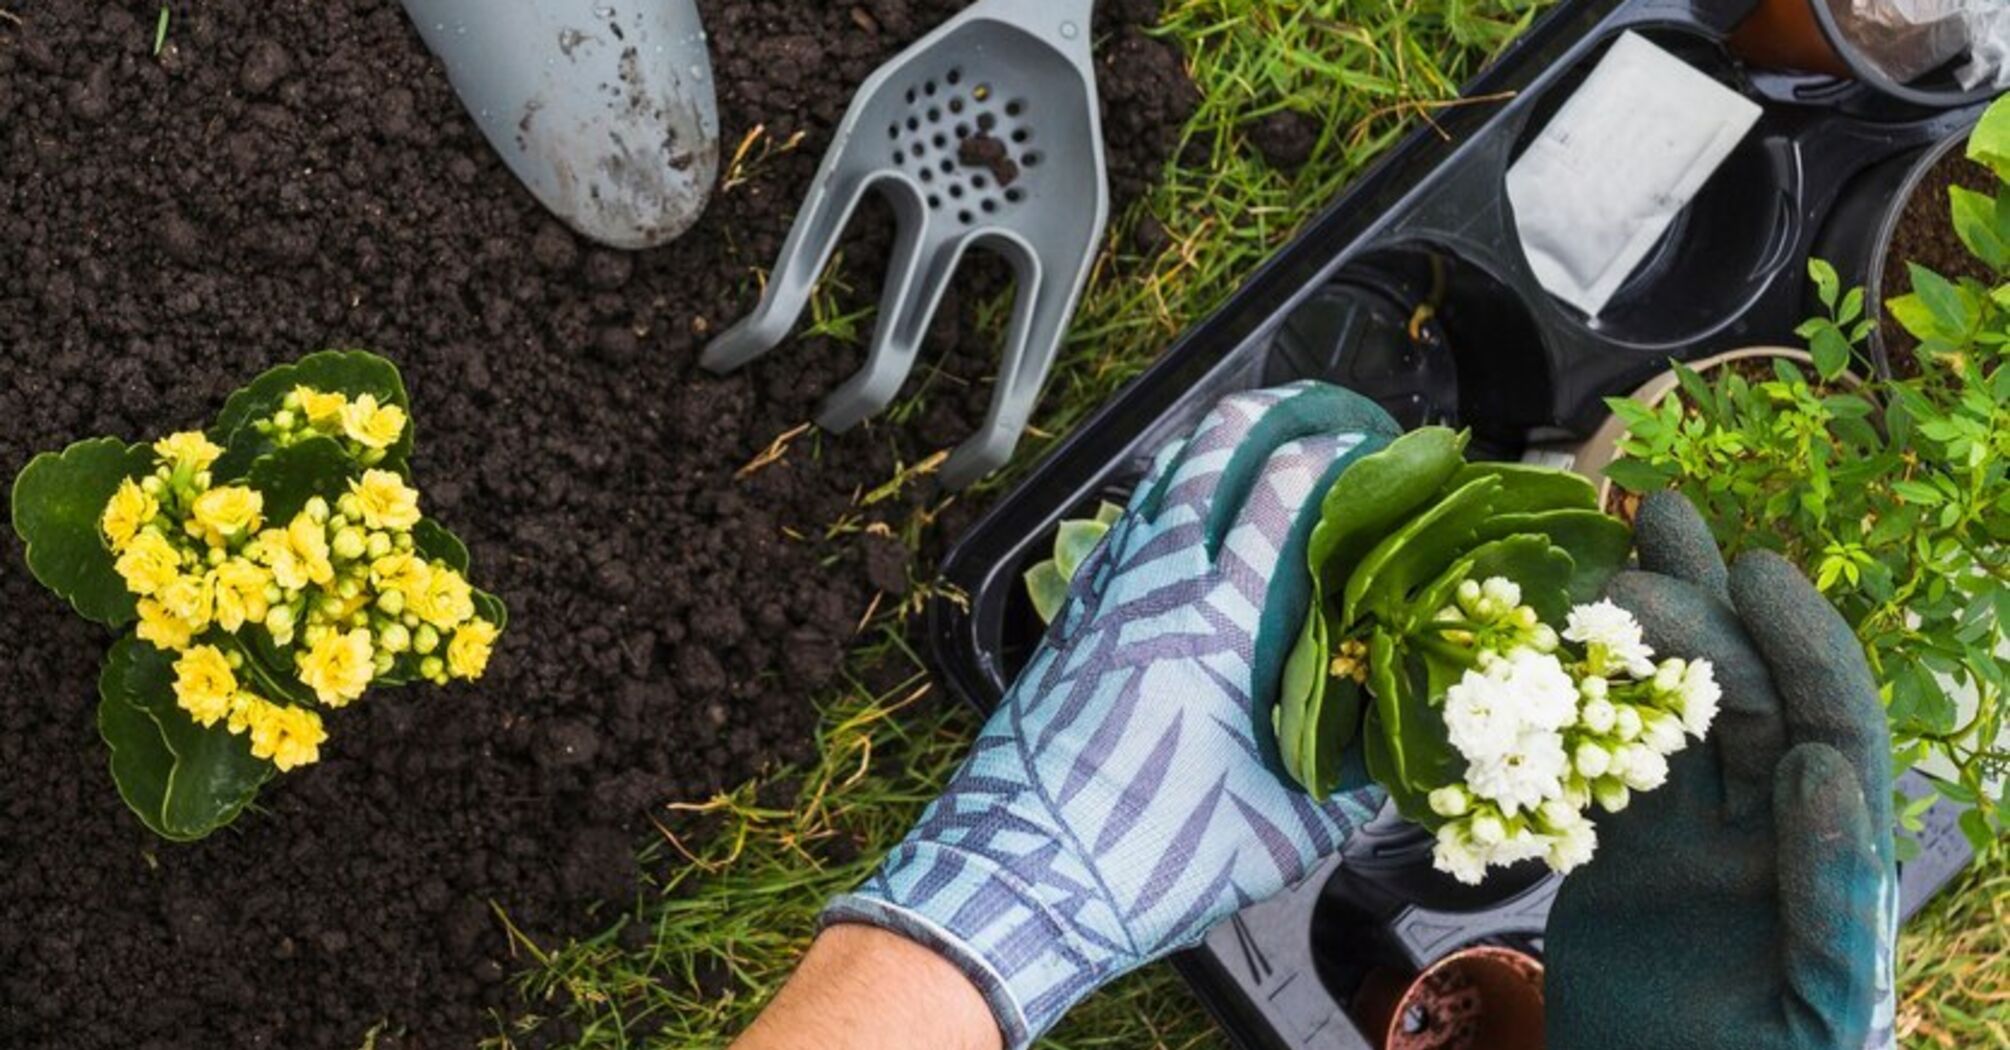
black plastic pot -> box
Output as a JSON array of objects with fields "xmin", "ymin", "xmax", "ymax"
[
  {"xmin": 1816, "ymin": 113, "xmax": 1986, "ymax": 378},
  {"xmin": 926, "ymin": 1, "xmax": 1984, "ymax": 1046}
]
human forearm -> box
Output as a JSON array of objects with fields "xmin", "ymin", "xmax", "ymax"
[{"xmin": 731, "ymin": 923, "xmax": 1003, "ymax": 1050}]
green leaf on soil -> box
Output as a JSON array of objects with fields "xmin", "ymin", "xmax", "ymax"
[
  {"xmin": 413, "ymin": 518, "xmax": 471, "ymax": 572},
  {"xmin": 1967, "ymin": 94, "xmax": 2010, "ymax": 181},
  {"xmin": 1907, "ymin": 264, "xmax": 1975, "ymax": 337},
  {"xmin": 474, "ymin": 588, "xmax": 509, "ymax": 632},
  {"xmin": 11, "ymin": 438, "xmax": 156, "ymax": 628},
  {"xmin": 245, "ymin": 436, "xmax": 358, "ymax": 523},
  {"xmin": 1885, "ymin": 292, "xmax": 1940, "ymax": 343},
  {"xmin": 212, "ymin": 349, "xmax": 412, "ymax": 479},
  {"xmin": 1947, "ymin": 186, "xmax": 2010, "ymax": 271},
  {"xmin": 99, "ymin": 636, "xmax": 271, "ymax": 841}
]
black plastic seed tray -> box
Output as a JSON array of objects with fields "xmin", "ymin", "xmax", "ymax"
[{"xmin": 925, "ymin": 0, "xmax": 1986, "ymax": 1045}]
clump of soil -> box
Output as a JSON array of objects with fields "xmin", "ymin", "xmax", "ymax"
[
  {"xmin": 1877, "ymin": 147, "xmax": 1998, "ymax": 377},
  {"xmin": 1250, "ymin": 109, "xmax": 1323, "ymax": 170},
  {"xmin": 0, "ymin": 2, "xmax": 1193, "ymax": 1048},
  {"xmin": 959, "ymin": 133, "xmax": 1021, "ymax": 187}
]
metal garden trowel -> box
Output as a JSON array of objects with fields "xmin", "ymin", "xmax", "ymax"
[
  {"xmin": 403, "ymin": 0, "xmax": 720, "ymax": 250},
  {"xmin": 701, "ymin": 0, "xmax": 1109, "ymax": 489}
]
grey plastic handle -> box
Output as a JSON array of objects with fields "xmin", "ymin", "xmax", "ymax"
[
  {"xmin": 402, "ymin": 0, "xmax": 719, "ymax": 250},
  {"xmin": 701, "ymin": 0, "xmax": 1107, "ymax": 488}
]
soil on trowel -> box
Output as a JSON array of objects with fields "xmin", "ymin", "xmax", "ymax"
[
  {"xmin": 0, "ymin": 1, "xmax": 1194, "ymax": 1047},
  {"xmin": 1877, "ymin": 148, "xmax": 1998, "ymax": 378}
]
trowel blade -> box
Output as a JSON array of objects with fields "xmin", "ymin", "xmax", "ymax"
[{"xmin": 403, "ymin": 0, "xmax": 720, "ymax": 250}]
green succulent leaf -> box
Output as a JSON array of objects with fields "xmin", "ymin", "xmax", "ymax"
[
  {"xmin": 1450, "ymin": 461, "xmax": 1599, "ymax": 514},
  {"xmin": 1363, "ymin": 629, "xmax": 1460, "ymax": 823},
  {"xmin": 213, "ymin": 350, "xmax": 412, "ymax": 479},
  {"xmin": 1276, "ymin": 609, "xmax": 1325, "ymax": 791},
  {"xmin": 1092, "ymin": 500, "xmax": 1124, "ymax": 527},
  {"xmin": 474, "ymin": 589, "xmax": 509, "ymax": 632},
  {"xmin": 11, "ymin": 438, "xmax": 156, "ymax": 627},
  {"xmin": 1053, "ymin": 519, "xmax": 1110, "ymax": 581},
  {"xmin": 1342, "ymin": 475, "xmax": 1503, "ymax": 627},
  {"xmin": 413, "ymin": 518, "xmax": 472, "ymax": 572},
  {"xmin": 1477, "ymin": 510, "xmax": 1630, "ymax": 604},
  {"xmin": 1465, "ymin": 534, "xmax": 1578, "ymax": 625},
  {"xmin": 98, "ymin": 636, "xmax": 271, "ymax": 841},
  {"xmin": 1308, "ymin": 426, "xmax": 1469, "ymax": 596},
  {"xmin": 1307, "ymin": 673, "xmax": 1367, "ymax": 799},
  {"xmin": 246, "ymin": 436, "xmax": 358, "ymax": 523},
  {"xmin": 1025, "ymin": 559, "xmax": 1070, "ymax": 626}
]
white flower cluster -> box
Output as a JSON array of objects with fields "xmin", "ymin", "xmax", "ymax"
[{"xmin": 1426, "ymin": 586, "xmax": 1721, "ymax": 885}]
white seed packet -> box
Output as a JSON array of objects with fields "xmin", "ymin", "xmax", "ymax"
[{"xmin": 1506, "ymin": 32, "xmax": 1763, "ymax": 318}]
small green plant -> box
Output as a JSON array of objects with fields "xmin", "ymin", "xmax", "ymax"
[
  {"xmin": 11, "ymin": 350, "xmax": 505, "ymax": 840},
  {"xmin": 1024, "ymin": 500, "xmax": 1123, "ymax": 624},
  {"xmin": 1609, "ymin": 96, "xmax": 2010, "ymax": 851}
]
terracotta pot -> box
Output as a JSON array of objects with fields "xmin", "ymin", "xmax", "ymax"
[
  {"xmin": 1729, "ymin": 0, "xmax": 1850, "ymax": 78},
  {"xmin": 1353, "ymin": 946, "xmax": 1547, "ymax": 1050}
]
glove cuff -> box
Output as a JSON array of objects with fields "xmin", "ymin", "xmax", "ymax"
[{"xmin": 821, "ymin": 840, "xmax": 1120, "ymax": 1049}]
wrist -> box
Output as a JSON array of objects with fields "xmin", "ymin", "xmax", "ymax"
[{"xmin": 733, "ymin": 923, "xmax": 1002, "ymax": 1050}]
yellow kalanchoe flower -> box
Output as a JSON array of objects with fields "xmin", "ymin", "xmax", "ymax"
[
  {"xmin": 191, "ymin": 485, "xmax": 265, "ymax": 546},
  {"xmin": 137, "ymin": 598, "xmax": 199, "ymax": 651},
  {"xmin": 101, "ymin": 477, "xmax": 159, "ymax": 552},
  {"xmin": 350, "ymin": 469, "xmax": 421, "ymax": 531},
  {"xmin": 446, "ymin": 619, "xmax": 499, "ymax": 680},
  {"xmin": 154, "ymin": 431, "xmax": 223, "ymax": 472},
  {"xmin": 297, "ymin": 627, "xmax": 375, "ymax": 707},
  {"xmin": 115, "ymin": 530, "xmax": 184, "ymax": 597},
  {"xmin": 229, "ymin": 696, "xmax": 327, "ymax": 772},
  {"xmin": 340, "ymin": 394, "xmax": 407, "ymax": 450},
  {"xmin": 172, "ymin": 646, "xmax": 239, "ymax": 728},
  {"xmin": 157, "ymin": 573, "xmax": 214, "ymax": 635},
  {"xmin": 256, "ymin": 513, "xmax": 336, "ymax": 591},
  {"xmin": 209, "ymin": 558, "xmax": 273, "ymax": 633},
  {"xmin": 293, "ymin": 386, "xmax": 348, "ymax": 428},
  {"xmin": 371, "ymin": 551, "xmax": 431, "ymax": 597},
  {"xmin": 410, "ymin": 565, "xmax": 474, "ymax": 629}
]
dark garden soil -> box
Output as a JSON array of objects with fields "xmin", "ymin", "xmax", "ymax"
[
  {"xmin": 1878, "ymin": 146, "xmax": 1997, "ymax": 377},
  {"xmin": 0, "ymin": 2, "xmax": 1195, "ymax": 1047}
]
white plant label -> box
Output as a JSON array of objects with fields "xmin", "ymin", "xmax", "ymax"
[{"xmin": 1506, "ymin": 32, "xmax": 1762, "ymax": 318}]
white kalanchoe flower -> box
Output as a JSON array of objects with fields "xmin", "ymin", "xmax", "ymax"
[
  {"xmin": 1503, "ymin": 648, "xmax": 1580, "ymax": 732},
  {"xmin": 1491, "ymin": 828, "xmax": 1552, "ymax": 867},
  {"xmin": 1434, "ymin": 822, "xmax": 1490, "ymax": 886},
  {"xmin": 1445, "ymin": 665, "xmax": 1520, "ymax": 762},
  {"xmin": 1564, "ymin": 599, "xmax": 1658, "ymax": 678},
  {"xmin": 1653, "ymin": 658, "xmax": 1686, "ymax": 694},
  {"xmin": 1467, "ymin": 728, "xmax": 1570, "ymax": 815},
  {"xmin": 1677, "ymin": 659, "xmax": 1722, "ymax": 737}
]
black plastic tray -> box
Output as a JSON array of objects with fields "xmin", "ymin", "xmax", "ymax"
[{"xmin": 926, "ymin": 0, "xmax": 1986, "ymax": 1046}]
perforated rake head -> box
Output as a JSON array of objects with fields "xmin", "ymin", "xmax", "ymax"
[{"xmin": 701, "ymin": 0, "xmax": 1108, "ymax": 489}]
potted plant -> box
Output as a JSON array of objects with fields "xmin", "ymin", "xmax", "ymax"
[{"xmin": 1603, "ymin": 94, "xmax": 2009, "ymax": 852}]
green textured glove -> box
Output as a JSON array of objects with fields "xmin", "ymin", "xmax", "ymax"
[{"xmin": 1546, "ymin": 492, "xmax": 1897, "ymax": 1050}]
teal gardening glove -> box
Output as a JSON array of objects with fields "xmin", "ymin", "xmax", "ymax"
[
  {"xmin": 825, "ymin": 383, "xmax": 1400, "ymax": 1047},
  {"xmin": 1546, "ymin": 492, "xmax": 1899, "ymax": 1050}
]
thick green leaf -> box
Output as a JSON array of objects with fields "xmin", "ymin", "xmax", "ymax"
[
  {"xmin": 413, "ymin": 518, "xmax": 471, "ymax": 572},
  {"xmin": 1308, "ymin": 672, "xmax": 1366, "ymax": 799},
  {"xmin": 1366, "ymin": 629, "xmax": 1411, "ymax": 790},
  {"xmin": 12, "ymin": 438, "xmax": 156, "ymax": 627},
  {"xmin": 1307, "ymin": 426, "xmax": 1469, "ymax": 595},
  {"xmin": 1968, "ymin": 94, "xmax": 2010, "ymax": 181},
  {"xmin": 1476, "ymin": 510, "xmax": 1631, "ymax": 603},
  {"xmin": 1092, "ymin": 500, "xmax": 1124, "ymax": 527},
  {"xmin": 1450, "ymin": 461, "xmax": 1599, "ymax": 514},
  {"xmin": 1277, "ymin": 609, "xmax": 1325, "ymax": 791},
  {"xmin": 1053, "ymin": 520, "xmax": 1110, "ymax": 581},
  {"xmin": 1362, "ymin": 707, "xmax": 1432, "ymax": 823},
  {"xmin": 473, "ymin": 589, "xmax": 509, "ymax": 632},
  {"xmin": 1342, "ymin": 475, "xmax": 1502, "ymax": 626},
  {"xmin": 99, "ymin": 636, "xmax": 271, "ymax": 840},
  {"xmin": 246, "ymin": 436, "xmax": 358, "ymax": 523},
  {"xmin": 1025, "ymin": 560, "xmax": 1069, "ymax": 625},
  {"xmin": 213, "ymin": 350, "xmax": 413, "ymax": 479},
  {"xmin": 1464, "ymin": 534, "xmax": 1577, "ymax": 625},
  {"xmin": 1363, "ymin": 628, "xmax": 1460, "ymax": 823}
]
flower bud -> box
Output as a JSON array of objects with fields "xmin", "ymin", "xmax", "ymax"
[
  {"xmin": 1643, "ymin": 710, "xmax": 1686, "ymax": 756},
  {"xmin": 1457, "ymin": 579, "xmax": 1481, "ymax": 607},
  {"xmin": 1653, "ymin": 659, "xmax": 1685, "ymax": 693},
  {"xmin": 1580, "ymin": 675, "xmax": 1609, "ymax": 701},
  {"xmin": 349, "ymin": 612, "xmax": 369, "ymax": 630},
  {"xmin": 142, "ymin": 476, "xmax": 166, "ymax": 496},
  {"xmin": 1619, "ymin": 746, "xmax": 1668, "ymax": 791},
  {"xmin": 1614, "ymin": 705, "xmax": 1644, "ymax": 741},
  {"xmin": 373, "ymin": 649, "xmax": 396, "ymax": 675},
  {"xmin": 337, "ymin": 494, "xmax": 362, "ymax": 520},
  {"xmin": 379, "ymin": 623, "xmax": 411, "ymax": 654},
  {"xmin": 366, "ymin": 532, "xmax": 393, "ymax": 560},
  {"xmin": 332, "ymin": 527, "xmax": 366, "ymax": 561},
  {"xmin": 206, "ymin": 547, "xmax": 227, "ymax": 568},
  {"xmin": 264, "ymin": 583, "xmax": 284, "ymax": 604},
  {"xmin": 420, "ymin": 655, "xmax": 445, "ymax": 681},
  {"xmin": 303, "ymin": 624, "xmax": 330, "ymax": 648},
  {"xmin": 318, "ymin": 594, "xmax": 346, "ymax": 617},
  {"xmin": 265, "ymin": 605, "xmax": 296, "ymax": 634},
  {"xmin": 414, "ymin": 624, "xmax": 440, "ymax": 656},
  {"xmin": 1562, "ymin": 776, "xmax": 1592, "ymax": 810},
  {"xmin": 377, "ymin": 588, "xmax": 406, "ymax": 616},
  {"xmin": 194, "ymin": 470, "xmax": 213, "ymax": 490},
  {"xmin": 328, "ymin": 514, "xmax": 348, "ymax": 532},
  {"xmin": 283, "ymin": 390, "xmax": 303, "ymax": 411},
  {"xmin": 1514, "ymin": 605, "xmax": 1539, "ymax": 630},
  {"xmin": 402, "ymin": 612, "xmax": 420, "ymax": 628},
  {"xmin": 362, "ymin": 447, "xmax": 387, "ymax": 467},
  {"xmin": 1529, "ymin": 624, "xmax": 1559, "ymax": 653},
  {"xmin": 1579, "ymin": 697, "xmax": 1617, "ymax": 734},
  {"xmin": 1429, "ymin": 786, "xmax": 1471, "ymax": 818},
  {"xmin": 1470, "ymin": 812, "xmax": 1507, "ymax": 846},
  {"xmin": 394, "ymin": 532, "xmax": 414, "ymax": 551},
  {"xmin": 305, "ymin": 497, "xmax": 331, "ymax": 523},
  {"xmin": 272, "ymin": 409, "xmax": 297, "ymax": 431},
  {"xmin": 1594, "ymin": 778, "xmax": 1632, "ymax": 813},
  {"xmin": 337, "ymin": 576, "xmax": 363, "ymax": 600},
  {"xmin": 1574, "ymin": 741, "xmax": 1612, "ymax": 779},
  {"xmin": 1537, "ymin": 799, "xmax": 1581, "ymax": 832}
]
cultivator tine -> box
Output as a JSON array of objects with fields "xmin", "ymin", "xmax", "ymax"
[
  {"xmin": 702, "ymin": 166, "xmax": 878, "ymax": 375},
  {"xmin": 821, "ymin": 227, "xmax": 976, "ymax": 432},
  {"xmin": 941, "ymin": 237, "xmax": 1081, "ymax": 489}
]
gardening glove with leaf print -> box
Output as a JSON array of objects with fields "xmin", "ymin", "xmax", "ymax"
[
  {"xmin": 1546, "ymin": 492, "xmax": 1899, "ymax": 1050},
  {"xmin": 824, "ymin": 383, "xmax": 1400, "ymax": 1049}
]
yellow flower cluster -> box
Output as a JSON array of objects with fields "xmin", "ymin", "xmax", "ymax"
[
  {"xmin": 102, "ymin": 396, "xmax": 499, "ymax": 776},
  {"xmin": 172, "ymin": 646, "xmax": 326, "ymax": 772}
]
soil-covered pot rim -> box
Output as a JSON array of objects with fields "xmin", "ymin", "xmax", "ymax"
[
  {"xmin": 1382, "ymin": 945, "xmax": 1546, "ymax": 1050},
  {"xmin": 1865, "ymin": 120, "xmax": 1980, "ymax": 365}
]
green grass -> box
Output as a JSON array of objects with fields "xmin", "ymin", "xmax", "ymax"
[{"xmin": 488, "ymin": 3, "xmax": 2007, "ymax": 1048}]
